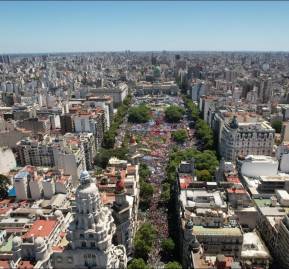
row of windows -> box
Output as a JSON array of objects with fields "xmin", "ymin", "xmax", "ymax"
[{"xmin": 81, "ymin": 241, "xmax": 97, "ymax": 248}]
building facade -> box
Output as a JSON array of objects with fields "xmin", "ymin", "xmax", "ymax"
[
  {"xmin": 220, "ymin": 116, "xmax": 275, "ymax": 161},
  {"xmin": 52, "ymin": 171, "xmax": 127, "ymax": 269}
]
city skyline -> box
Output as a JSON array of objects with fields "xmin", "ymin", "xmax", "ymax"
[{"xmin": 1, "ymin": 1, "xmax": 289, "ymax": 53}]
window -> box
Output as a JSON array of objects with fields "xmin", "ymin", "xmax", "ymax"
[
  {"xmin": 91, "ymin": 242, "xmax": 96, "ymax": 248},
  {"xmin": 81, "ymin": 241, "xmax": 86, "ymax": 248},
  {"xmin": 67, "ymin": 257, "xmax": 73, "ymax": 264},
  {"xmin": 89, "ymin": 234, "xmax": 94, "ymax": 239},
  {"xmin": 56, "ymin": 257, "xmax": 63, "ymax": 263},
  {"xmin": 80, "ymin": 233, "xmax": 84, "ymax": 239}
]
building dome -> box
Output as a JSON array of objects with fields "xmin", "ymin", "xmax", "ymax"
[
  {"xmin": 12, "ymin": 236, "xmax": 22, "ymax": 248},
  {"xmin": 190, "ymin": 238, "xmax": 200, "ymax": 253},
  {"xmin": 229, "ymin": 115, "xmax": 239, "ymax": 129},
  {"xmin": 115, "ymin": 178, "xmax": 125, "ymax": 193},
  {"xmin": 185, "ymin": 219, "xmax": 194, "ymax": 230},
  {"xmin": 35, "ymin": 209, "xmax": 43, "ymax": 217},
  {"xmin": 54, "ymin": 210, "xmax": 63, "ymax": 219},
  {"xmin": 34, "ymin": 237, "xmax": 45, "ymax": 249},
  {"xmin": 80, "ymin": 170, "xmax": 91, "ymax": 185}
]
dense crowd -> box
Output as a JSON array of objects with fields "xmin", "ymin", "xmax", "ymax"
[{"xmin": 128, "ymin": 95, "xmax": 191, "ymax": 267}]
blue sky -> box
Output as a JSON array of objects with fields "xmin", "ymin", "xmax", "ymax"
[{"xmin": 1, "ymin": 1, "xmax": 289, "ymax": 53}]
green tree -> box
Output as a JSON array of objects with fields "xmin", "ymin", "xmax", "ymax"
[
  {"xmin": 139, "ymin": 163, "xmax": 151, "ymax": 181},
  {"xmin": 165, "ymin": 148, "xmax": 218, "ymax": 186},
  {"xmin": 172, "ymin": 129, "xmax": 188, "ymax": 143},
  {"xmin": 0, "ymin": 174, "xmax": 10, "ymax": 199},
  {"xmin": 165, "ymin": 105, "xmax": 184, "ymax": 123},
  {"xmin": 102, "ymin": 94, "xmax": 132, "ymax": 149},
  {"xmin": 102, "ymin": 131, "xmax": 115, "ymax": 149},
  {"xmin": 183, "ymin": 96, "xmax": 214, "ymax": 150},
  {"xmin": 95, "ymin": 147, "xmax": 128, "ymax": 168},
  {"xmin": 161, "ymin": 238, "xmax": 175, "ymax": 255},
  {"xmin": 164, "ymin": 261, "xmax": 182, "ymax": 269},
  {"xmin": 196, "ymin": 169, "xmax": 212, "ymax": 181},
  {"xmin": 134, "ymin": 223, "xmax": 156, "ymax": 261},
  {"xmin": 161, "ymin": 183, "xmax": 171, "ymax": 203},
  {"xmin": 128, "ymin": 258, "xmax": 149, "ymax": 269},
  {"xmin": 195, "ymin": 119, "xmax": 214, "ymax": 150},
  {"xmin": 134, "ymin": 239, "xmax": 152, "ymax": 261},
  {"xmin": 272, "ymin": 119, "xmax": 283, "ymax": 133},
  {"xmin": 128, "ymin": 104, "xmax": 151, "ymax": 123},
  {"xmin": 140, "ymin": 181, "xmax": 154, "ymax": 201},
  {"xmin": 183, "ymin": 96, "xmax": 200, "ymax": 120}
]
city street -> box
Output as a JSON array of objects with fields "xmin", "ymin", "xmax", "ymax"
[{"xmin": 125, "ymin": 94, "xmax": 194, "ymax": 267}]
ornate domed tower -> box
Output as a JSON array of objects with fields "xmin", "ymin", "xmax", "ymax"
[
  {"xmin": 12, "ymin": 236, "xmax": 22, "ymax": 261},
  {"xmin": 34, "ymin": 237, "xmax": 49, "ymax": 261},
  {"xmin": 230, "ymin": 115, "xmax": 239, "ymax": 129},
  {"xmin": 54, "ymin": 171, "xmax": 127, "ymax": 269},
  {"xmin": 182, "ymin": 219, "xmax": 201, "ymax": 268},
  {"xmin": 112, "ymin": 175, "xmax": 132, "ymax": 254}
]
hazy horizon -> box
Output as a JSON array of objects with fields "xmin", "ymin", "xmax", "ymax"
[{"xmin": 1, "ymin": 1, "xmax": 289, "ymax": 53}]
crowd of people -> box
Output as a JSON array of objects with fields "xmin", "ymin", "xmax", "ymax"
[{"xmin": 127, "ymin": 95, "xmax": 191, "ymax": 267}]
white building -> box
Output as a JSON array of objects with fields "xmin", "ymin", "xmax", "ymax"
[
  {"xmin": 14, "ymin": 171, "xmax": 30, "ymax": 200},
  {"xmin": 241, "ymin": 155, "xmax": 279, "ymax": 177},
  {"xmin": 52, "ymin": 171, "xmax": 127, "ymax": 269},
  {"xmin": 10, "ymin": 212, "xmax": 68, "ymax": 269},
  {"xmin": 42, "ymin": 177, "xmax": 55, "ymax": 199},
  {"xmin": 89, "ymin": 83, "xmax": 128, "ymax": 106},
  {"xmin": 53, "ymin": 146, "xmax": 85, "ymax": 186},
  {"xmin": 276, "ymin": 143, "xmax": 289, "ymax": 173},
  {"xmin": 241, "ymin": 232, "xmax": 271, "ymax": 269},
  {"xmin": 29, "ymin": 177, "xmax": 43, "ymax": 200},
  {"xmin": 220, "ymin": 116, "xmax": 275, "ymax": 161}
]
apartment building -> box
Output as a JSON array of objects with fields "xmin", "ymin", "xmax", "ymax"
[
  {"xmin": 16, "ymin": 135, "xmax": 86, "ymax": 185},
  {"xmin": 13, "ymin": 166, "xmax": 72, "ymax": 201},
  {"xmin": 96, "ymin": 158, "xmax": 140, "ymax": 255},
  {"xmin": 219, "ymin": 115, "xmax": 275, "ymax": 161},
  {"xmin": 88, "ymin": 82, "xmax": 128, "ymax": 106},
  {"xmin": 73, "ymin": 107, "xmax": 106, "ymax": 150},
  {"xmin": 16, "ymin": 137, "xmax": 55, "ymax": 167},
  {"xmin": 16, "ymin": 117, "xmax": 51, "ymax": 135},
  {"xmin": 257, "ymin": 201, "xmax": 289, "ymax": 269}
]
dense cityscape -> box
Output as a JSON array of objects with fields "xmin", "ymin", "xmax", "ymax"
[{"xmin": 0, "ymin": 51, "xmax": 289, "ymax": 269}]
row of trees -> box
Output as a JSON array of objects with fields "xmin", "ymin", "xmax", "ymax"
[
  {"xmin": 166, "ymin": 148, "xmax": 219, "ymax": 183},
  {"xmin": 128, "ymin": 259, "xmax": 181, "ymax": 269},
  {"xmin": 195, "ymin": 119, "xmax": 214, "ymax": 150},
  {"xmin": 183, "ymin": 96, "xmax": 199, "ymax": 120},
  {"xmin": 129, "ymin": 224, "xmax": 181, "ymax": 269},
  {"xmin": 133, "ymin": 223, "xmax": 157, "ymax": 261},
  {"xmin": 128, "ymin": 104, "xmax": 151, "ymax": 124},
  {"xmin": 161, "ymin": 148, "xmax": 218, "ymax": 269},
  {"xmin": 271, "ymin": 119, "xmax": 283, "ymax": 133},
  {"xmin": 102, "ymin": 94, "xmax": 132, "ymax": 149},
  {"xmin": 94, "ymin": 147, "xmax": 128, "ymax": 169},
  {"xmin": 95, "ymin": 95, "xmax": 133, "ymax": 168},
  {"xmin": 183, "ymin": 96, "xmax": 214, "ymax": 150},
  {"xmin": 0, "ymin": 174, "xmax": 9, "ymax": 199},
  {"xmin": 139, "ymin": 163, "xmax": 154, "ymax": 210},
  {"xmin": 127, "ymin": 104, "xmax": 185, "ymax": 125}
]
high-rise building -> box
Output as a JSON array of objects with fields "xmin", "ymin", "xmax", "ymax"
[
  {"xmin": 52, "ymin": 171, "xmax": 127, "ymax": 269},
  {"xmin": 60, "ymin": 114, "xmax": 75, "ymax": 134},
  {"xmin": 73, "ymin": 108, "xmax": 106, "ymax": 150}
]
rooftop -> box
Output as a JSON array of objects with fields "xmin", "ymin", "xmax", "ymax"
[
  {"xmin": 0, "ymin": 236, "xmax": 13, "ymax": 253},
  {"xmin": 23, "ymin": 219, "xmax": 57, "ymax": 239},
  {"xmin": 193, "ymin": 225, "xmax": 243, "ymax": 237},
  {"xmin": 242, "ymin": 232, "xmax": 271, "ymax": 259},
  {"xmin": 180, "ymin": 189, "xmax": 226, "ymax": 209}
]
